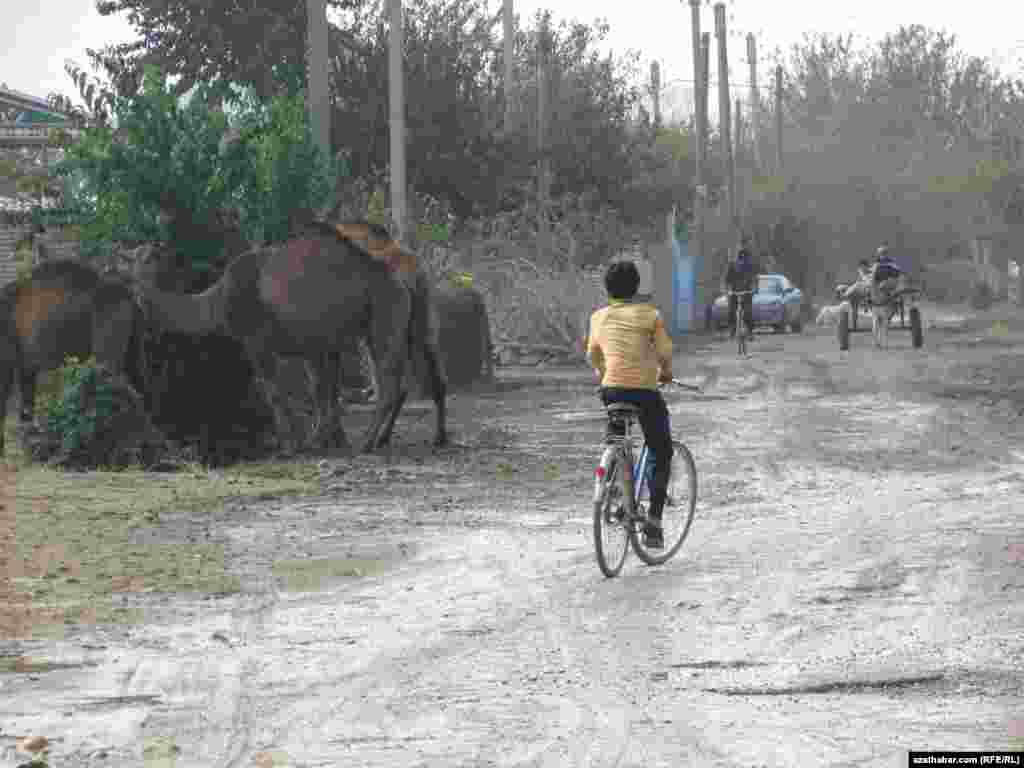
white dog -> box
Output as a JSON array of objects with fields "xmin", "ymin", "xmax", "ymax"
[{"xmin": 816, "ymin": 304, "xmax": 846, "ymax": 326}]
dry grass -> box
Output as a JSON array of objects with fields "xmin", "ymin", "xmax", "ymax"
[
  {"xmin": 0, "ymin": 451, "xmax": 321, "ymax": 640},
  {"xmin": 473, "ymin": 258, "xmax": 605, "ymax": 356}
]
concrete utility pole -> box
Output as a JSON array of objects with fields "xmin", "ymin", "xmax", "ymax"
[
  {"xmin": 735, "ymin": 96, "xmax": 743, "ymax": 233},
  {"xmin": 700, "ymin": 32, "xmax": 710, "ymax": 169},
  {"xmin": 503, "ymin": 0, "xmax": 514, "ymax": 127},
  {"xmin": 388, "ymin": 0, "xmax": 407, "ymax": 240},
  {"xmin": 775, "ymin": 64, "xmax": 783, "ymax": 176},
  {"xmin": 650, "ymin": 61, "xmax": 661, "ymax": 126},
  {"xmin": 688, "ymin": 0, "xmax": 705, "ymax": 304},
  {"xmin": 714, "ymin": 2, "xmax": 736, "ymax": 252},
  {"xmin": 746, "ymin": 33, "xmax": 760, "ymax": 171},
  {"xmin": 306, "ymin": 0, "xmax": 330, "ymax": 161},
  {"xmin": 536, "ymin": 16, "xmax": 549, "ymax": 263}
]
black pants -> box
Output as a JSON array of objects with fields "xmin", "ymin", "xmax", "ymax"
[
  {"xmin": 600, "ymin": 387, "xmax": 673, "ymax": 521},
  {"xmin": 728, "ymin": 293, "xmax": 754, "ymax": 336}
]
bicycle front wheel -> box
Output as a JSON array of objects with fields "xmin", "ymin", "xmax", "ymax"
[
  {"xmin": 593, "ymin": 454, "xmax": 631, "ymax": 578},
  {"xmin": 634, "ymin": 441, "xmax": 698, "ymax": 566}
]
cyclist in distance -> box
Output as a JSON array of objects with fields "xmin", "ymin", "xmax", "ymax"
[
  {"xmin": 723, "ymin": 234, "xmax": 758, "ymax": 339},
  {"xmin": 586, "ymin": 260, "xmax": 674, "ymax": 549}
]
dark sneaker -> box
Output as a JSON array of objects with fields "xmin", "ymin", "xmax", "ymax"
[{"xmin": 642, "ymin": 523, "xmax": 664, "ymax": 549}]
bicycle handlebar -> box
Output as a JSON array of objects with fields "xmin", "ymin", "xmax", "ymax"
[
  {"xmin": 595, "ymin": 378, "xmax": 703, "ymax": 397},
  {"xmin": 661, "ymin": 378, "xmax": 703, "ymax": 392},
  {"xmin": 727, "ymin": 289, "xmax": 754, "ymax": 296}
]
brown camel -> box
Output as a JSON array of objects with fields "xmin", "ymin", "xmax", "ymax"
[
  {"xmin": 0, "ymin": 259, "xmax": 146, "ymax": 456},
  {"xmin": 132, "ymin": 221, "xmax": 448, "ymax": 454}
]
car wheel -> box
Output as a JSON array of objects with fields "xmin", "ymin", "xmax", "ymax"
[{"xmin": 791, "ymin": 319, "xmax": 803, "ymax": 333}]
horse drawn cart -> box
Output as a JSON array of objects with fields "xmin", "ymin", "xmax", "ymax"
[{"xmin": 834, "ymin": 279, "xmax": 924, "ymax": 351}]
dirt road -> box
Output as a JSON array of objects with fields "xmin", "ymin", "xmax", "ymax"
[{"xmin": 2, "ymin": 308, "xmax": 1021, "ymax": 767}]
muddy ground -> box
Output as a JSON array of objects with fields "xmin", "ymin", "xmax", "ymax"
[{"xmin": 1, "ymin": 302, "xmax": 1022, "ymax": 767}]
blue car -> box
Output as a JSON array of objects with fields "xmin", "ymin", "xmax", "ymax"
[{"xmin": 707, "ymin": 273, "xmax": 805, "ymax": 333}]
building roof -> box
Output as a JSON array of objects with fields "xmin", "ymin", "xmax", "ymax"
[{"xmin": 0, "ymin": 84, "xmax": 69, "ymax": 121}]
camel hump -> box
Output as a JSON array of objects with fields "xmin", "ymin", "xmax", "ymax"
[{"xmin": 332, "ymin": 221, "xmax": 418, "ymax": 274}]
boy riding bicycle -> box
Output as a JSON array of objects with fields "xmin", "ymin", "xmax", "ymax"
[{"xmin": 585, "ymin": 260, "xmax": 674, "ymax": 549}]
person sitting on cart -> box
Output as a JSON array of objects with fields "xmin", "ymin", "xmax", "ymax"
[
  {"xmin": 842, "ymin": 259, "xmax": 874, "ymax": 304},
  {"xmin": 871, "ymin": 243, "xmax": 904, "ymax": 306},
  {"xmin": 723, "ymin": 235, "xmax": 758, "ymax": 339}
]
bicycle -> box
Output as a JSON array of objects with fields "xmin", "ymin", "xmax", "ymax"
[
  {"xmin": 592, "ymin": 379, "xmax": 699, "ymax": 578},
  {"xmin": 729, "ymin": 289, "xmax": 754, "ymax": 357}
]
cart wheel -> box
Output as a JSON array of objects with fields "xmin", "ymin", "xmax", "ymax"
[
  {"xmin": 910, "ymin": 306, "xmax": 923, "ymax": 348},
  {"xmin": 838, "ymin": 305, "xmax": 850, "ymax": 351}
]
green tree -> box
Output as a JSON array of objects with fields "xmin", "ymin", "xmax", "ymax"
[{"xmin": 54, "ymin": 64, "xmax": 339, "ymax": 266}]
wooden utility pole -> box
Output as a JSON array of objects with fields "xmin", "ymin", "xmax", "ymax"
[
  {"xmin": 503, "ymin": 0, "xmax": 514, "ymax": 127},
  {"xmin": 536, "ymin": 16, "xmax": 549, "ymax": 263},
  {"xmin": 688, "ymin": 0, "xmax": 705, "ymax": 298},
  {"xmin": 306, "ymin": 0, "xmax": 330, "ymax": 161},
  {"xmin": 650, "ymin": 61, "xmax": 661, "ymax": 127},
  {"xmin": 775, "ymin": 64, "xmax": 783, "ymax": 176},
  {"xmin": 746, "ymin": 33, "xmax": 760, "ymax": 171},
  {"xmin": 714, "ymin": 2, "xmax": 735, "ymax": 252},
  {"xmin": 388, "ymin": 0, "xmax": 406, "ymax": 240}
]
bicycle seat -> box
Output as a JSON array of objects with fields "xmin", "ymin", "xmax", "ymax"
[{"xmin": 606, "ymin": 403, "xmax": 642, "ymax": 418}]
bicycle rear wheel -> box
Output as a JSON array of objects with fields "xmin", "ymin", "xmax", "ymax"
[
  {"xmin": 633, "ymin": 441, "xmax": 698, "ymax": 566},
  {"xmin": 593, "ymin": 454, "xmax": 631, "ymax": 578}
]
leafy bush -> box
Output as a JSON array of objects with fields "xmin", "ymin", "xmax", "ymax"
[
  {"xmin": 39, "ymin": 356, "xmax": 108, "ymax": 453},
  {"xmin": 27, "ymin": 356, "xmax": 167, "ymax": 469}
]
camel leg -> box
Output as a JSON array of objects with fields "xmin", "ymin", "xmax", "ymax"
[
  {"xmin": 244, "ymin": 343, "xmax": 297, "ymax": 454},
  {"xmin": 377, "ymin": 390, "xmax": 408, "ymax": 447},
  {"xmin": 18, "ymin": 367, "xmax": 37, "ymax": 424},
  {"xmin": 423, "ymin": 330, "xmax": 448, "ymax": 448},
  {"xmin": 361, "ymin": 309, "xmax": 409, "ymax": 453},
  {"xmin": 0, "ymin": 362, "xmax": 13, "ymax": 457},
  {"xmin": 362, "ymin": 352, "xmax": 405, "ymax": 453},
  {"xmin": 306, "ymin": 352, "xmax": 350, "ymax": 455}
]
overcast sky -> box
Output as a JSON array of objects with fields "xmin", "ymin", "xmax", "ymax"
[{"xmin": 2, "ymin": 0, "xmax": 1022, "ymax": 108}]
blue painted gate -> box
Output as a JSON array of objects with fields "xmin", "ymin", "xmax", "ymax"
[{"xmin": 671, "ymin": 222, "xmax": 697, "ymax": 334}]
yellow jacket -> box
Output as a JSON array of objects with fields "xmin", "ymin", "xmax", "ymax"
[{"xmin": 586, "ymin": 301, "xmax": 673, "ymax": 389}]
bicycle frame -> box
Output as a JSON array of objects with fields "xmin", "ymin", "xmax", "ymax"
[
  {"xmin": 593, "ymin": 379, "xmax": 700, "ymax": 510},
  {"xmin": 592, "ymin": 419, "xmax": 652, "ymax": 516}
]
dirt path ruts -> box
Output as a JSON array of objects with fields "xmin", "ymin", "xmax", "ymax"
[{"xmin": 1, "ymin": 321, "xmax": 1022, "ymax": 767}]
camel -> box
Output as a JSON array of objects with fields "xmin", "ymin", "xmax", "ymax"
[
  {"xmin": 0, "ymin": 259, "xmax": 147, "ymax": 456},
  {"xmin": 132, "ymin": 221, "xmax": 448, "ymax": 454}
]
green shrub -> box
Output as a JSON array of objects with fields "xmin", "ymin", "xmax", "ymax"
[
  {"xmin": 40, "ymin": 356, "xmax": 108, "ymax": 453},
  {"xmin": 26, "ymin": 355, "xmax": 167, "ymax": 469}
]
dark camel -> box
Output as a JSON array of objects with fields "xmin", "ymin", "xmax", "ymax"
[
  {"xmin": 132, "ymin": 221, "xmax": 448, "ymax": 454},
  {"xmin": 0, "ymin": 260, "xmax": 146, "ymax": 456}
]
